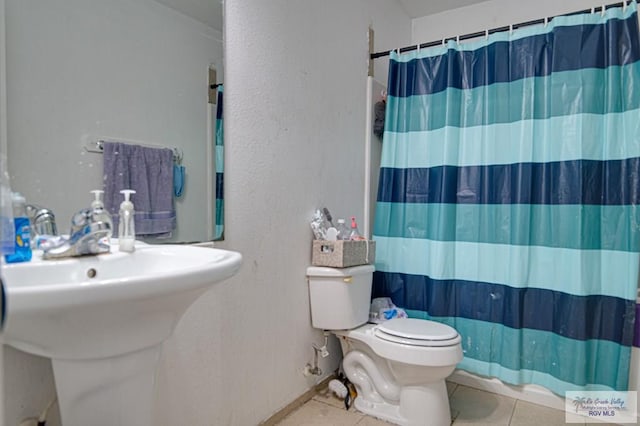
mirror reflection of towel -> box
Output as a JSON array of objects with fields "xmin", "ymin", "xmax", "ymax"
[{"xmin": 103, "ymin": 141, "xmax": 176, "ymax": 237}]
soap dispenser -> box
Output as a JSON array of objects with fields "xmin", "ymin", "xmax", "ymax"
[
  {"xmin": 118, "ymin": 189, "xmax": 136, "ymax": 252},
  {"xmin": 90, "ymin": 190, "xmax": 113, "ymax": 239}
]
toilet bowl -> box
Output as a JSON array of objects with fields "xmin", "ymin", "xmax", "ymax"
[{"xmin": 307, "ymin": 266, "xmax": 463, "ymax": 426}]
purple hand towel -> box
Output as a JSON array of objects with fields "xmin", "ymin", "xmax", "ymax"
[{"xmin": 103, "ymin": 141, "xmax": 176, "ymax": 237}]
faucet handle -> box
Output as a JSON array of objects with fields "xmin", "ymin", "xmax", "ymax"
[
  {"xmin": 26, "ymin": 204, "xmax": 39, "ymax": 219},
  {"xmin": 25, "ymin": 204, "xmax": 58, "ymax": 239},
  {"xmin": 69, "ymin": 208, "xmax": 93, "ymax": 242},
  {"xmin": 72, "ymin": 208, "xmax": 92, "ymax": 228}
]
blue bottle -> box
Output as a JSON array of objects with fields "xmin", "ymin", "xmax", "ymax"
[{"xmin": 5, "ymin": 193, "xmax": 31, "ymax": 263}]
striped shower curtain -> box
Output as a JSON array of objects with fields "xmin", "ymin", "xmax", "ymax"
[
  {"xmin": 373, "ymin": 3, "xmax": 640, "ymax": 394},
  {"xmin": 214, "ymin": 85, "xmax": 224, "ymax": 240}
]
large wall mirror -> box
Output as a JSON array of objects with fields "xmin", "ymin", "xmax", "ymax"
[{"xmin": 3, "ymin": 0, "xmax": 223, "ymax": 243}]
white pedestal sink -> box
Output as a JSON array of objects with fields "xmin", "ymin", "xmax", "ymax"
[{"xmin": 0, "ymin": 244, "xmax": 242, "ymax": 426}]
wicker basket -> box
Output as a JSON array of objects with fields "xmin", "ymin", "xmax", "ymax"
[{"xmin": 311, "ymin": 240, "xmax": 376, "ymax": 267}]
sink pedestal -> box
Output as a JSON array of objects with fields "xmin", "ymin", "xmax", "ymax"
[
  {"xmin": 52, "ymin": 345, "xmax": 162, "ymax": 426},
  {"xmin": 1, "ymin": 245, "xmax": 242, "ymax": 426}
]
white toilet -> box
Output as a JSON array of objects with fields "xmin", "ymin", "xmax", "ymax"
[{"xmin": 307, "ymin": 265, "xmax": 463, "ymax": 426}]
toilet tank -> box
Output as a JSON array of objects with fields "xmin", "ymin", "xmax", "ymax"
[{"xmin": 307, "ymin": 264, "xmax": 374, "ymax": 330}]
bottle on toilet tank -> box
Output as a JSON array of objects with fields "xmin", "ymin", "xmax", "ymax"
[
  {"xmin": 336, "ymin": 219, "xmax": 350, "ymax": 240},
  {"xmin": 349, "ymin": 216, "xmax": 364, "ymax": 241}
]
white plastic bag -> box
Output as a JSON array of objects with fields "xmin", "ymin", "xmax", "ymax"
[{"xmin": 369, "ymin": 297, "xmax": 408, "ymax": 323}]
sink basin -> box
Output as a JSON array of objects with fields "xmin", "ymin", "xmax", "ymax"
[
  {"xmin": 2, "ymin": 244, "xmax": 242, "ymax": 358},
  {"xmin": 0, "ymin": 244, "xmax": 242, "ymax": 426}
]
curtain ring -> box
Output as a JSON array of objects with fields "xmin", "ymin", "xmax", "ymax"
[
  {"xmin": 442, "ymin": 38, "xmax": 446, "ymax": 46},
  {"xmin": 456, "ymin": 35, "xmax": 460, "ymax": 43},
  {"xmin": 416, "ymin": 43, "xmax": 420, "ymax": 53},
  {"xmin": 485, "ymin": 29, "xmax": 489, "ymax": 40},
  {"xmin": 623, "ymin": 1, "xmax": 627, "ymax": 11},
  {"xmin": 591, "ymin": 7, "xmax": 595, "ymax": 14},
  {"xmin": 509, "ymin": 24, "xmax": 513, "ymax": 35},
  {"xmin": 601, "ymin": 5, "xmax": 606, "ymax": 16},
  {"xmin": 544, "ymin": 17, "xmax": 548, "ymax": 27}
]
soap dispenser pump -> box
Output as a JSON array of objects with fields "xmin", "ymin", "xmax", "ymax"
[
  {"xmin": 90, "ymin": 190, "xmax": 113, "ymax": 238},
  {"xmin": 118, "ymin": 189, "xmax": 136, "ymax": 252}
]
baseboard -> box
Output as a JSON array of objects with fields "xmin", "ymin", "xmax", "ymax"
[{"xmin": 259, "ymin": 374, "xmax": 336, "ymax": 426}]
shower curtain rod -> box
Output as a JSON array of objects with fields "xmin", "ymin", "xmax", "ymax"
[{"xmin": 370, "ymin": 0, "xmax": 633, "ymax": 60}]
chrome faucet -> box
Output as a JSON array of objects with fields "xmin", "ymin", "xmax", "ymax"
[
  {"xmin": 26, "ymin": 204, "xmax": 58, "ymax": 239},
  {"xmin": 42, "ymin": 208, "xmax": 112, "ymax": 260}
]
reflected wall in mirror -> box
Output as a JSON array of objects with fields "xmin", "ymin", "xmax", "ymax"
[{"xmin": 4, "ymin": 0, "xmax": 223, "ymax": 243}]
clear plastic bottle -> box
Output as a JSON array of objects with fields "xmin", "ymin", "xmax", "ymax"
[
  {"xmin": 336, "ymin": 218, "xmax": 350, "ymax": 240},
  {"xmin": 5, "ymin": 193, "xmax": 32, "ymax": 263},
  {"xmin": 118, "ymin": 189, "xmax": 136, "ymax": 252},
  {"xmin": 90, "ymin": 190, "xmax": 113, "ymax": 240},
  {"xmin": 349, "ymin": 216, "xmax": 365, "ymax": 241},
  {"xmin": 0, "ymin": 155, "xmax": 14, "ymax": 256}
]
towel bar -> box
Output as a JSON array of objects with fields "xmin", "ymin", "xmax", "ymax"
[{"xmin": 84, "ymin": 139, "xmax": 182, "ymax": 163}]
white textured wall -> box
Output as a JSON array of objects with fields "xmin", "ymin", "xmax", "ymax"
[
  {"xmin": 412, "ymin": 0, "xmax": 631, "ymax": 44},
  {"xmin": 153, "ymin": 1, "xmax": 411, "ymax": 425},
  {"xmin": 5, "ymin": 0, "xmax": 222, "ymax": 243}
]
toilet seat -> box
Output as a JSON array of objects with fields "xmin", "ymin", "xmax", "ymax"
[{"xmin": 374, "ymin": 318, "xmax": 460, "ymax": 347}]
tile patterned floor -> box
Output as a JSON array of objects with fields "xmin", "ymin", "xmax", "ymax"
[{"xmin": 275, "ymin": 382, "xmax": 622, "ymax": 425}]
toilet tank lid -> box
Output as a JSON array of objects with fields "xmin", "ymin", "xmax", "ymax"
[{"xmin": 307, "ymin": 264, "xmax": 375, "ymax": 277}]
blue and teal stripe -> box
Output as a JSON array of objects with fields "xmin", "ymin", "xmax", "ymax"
[
  {"xmin": 374, "ymin": 203, "xmax": 640, "ymax": 253},
  {"xmin": 214, "ymin": 86, "xmax": 224, "ymax": 240},
  {"xmin": 388, "ymin": 6, "xmax": 640, "ymax": 97},
  {"xmin": 377, "ymin": 158, "xmax": 640, "ymax": 206},
  {"xmin": 385, "ymin": 63, "xmax": 640, "ymax": 133},
  {"xmin": 392, "ymin": 4, "xmax": 640, "ymax": 62},
  {"xmin": 404, "ymin": 312, "xmax": 632, "ymax": 391},
  {"xmin": 373, "ymin": 237, "xmax": 638, "ymax": 301},
  {"xmin": 381, "ymin": 109, "xmax": 640, "ymax": 168},
  {"xmin": 373, "ymin": 272, "xmax": 636, "ymax": 345}
]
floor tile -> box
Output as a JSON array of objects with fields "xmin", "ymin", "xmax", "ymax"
[
  {"xmin": 446, "ymin": 381, "xmax": 458, "ymax": 397},
  {"xmin": 276, "ymin": 399, "xmax": 363, "ymax": 426},
  {"xmin": 450, "ymin": 407, "xmax": 461, "ymax": 423},
  {"xmin": 355, "ymin": 414, "xmax": 395, "ymax": 425},
  {"xmin": 510, "ymin": 400, "xmax": 573, "ymax": 426},
  {"xmin": 450, "ymin": 385, "xmax": 516, "ymax": 425}
]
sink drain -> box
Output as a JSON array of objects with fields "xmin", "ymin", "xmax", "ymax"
[{"xmin": 86, "ymin": 268, "xmax": 97, "ymax": 278}]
